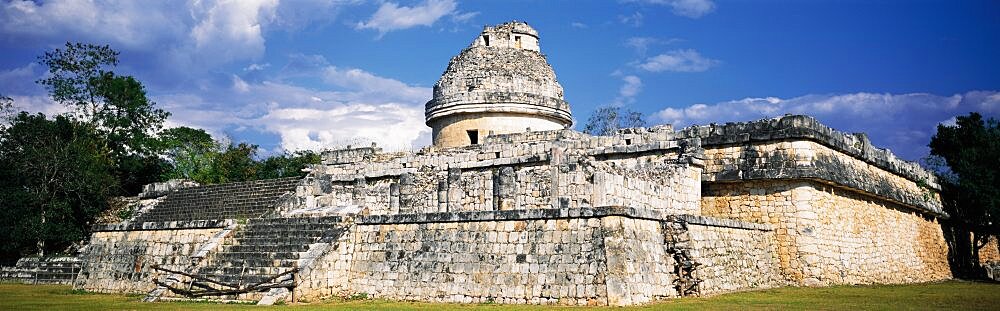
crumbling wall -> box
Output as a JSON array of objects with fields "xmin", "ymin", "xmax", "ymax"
[{"xmin": 75, "ymin": 224, "xmax": 225, "ymax": 293}]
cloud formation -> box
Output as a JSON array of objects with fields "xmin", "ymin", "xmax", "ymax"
[
  {"xmin": 636, "ymin": 49, "xmax": 720, "ymax": 72},
  {"xmin": 154, "ymin": 55, "xmax": 433, "ymax": 153},
  {"xmin": 355, "ymin": 0, "xmax": 470, "ymax": 36},
  {"xmin": 653, "ymin": 91, "xmax": 1000, "ymax": 160},
  {"xmin": 0, "ymin": 0, "xmax": 346, "ymax": 71},
  {"xmin": 626, "ymin": 0, "xmax": 716, "ymax": 18},
  {"xmin": 0, "ymin": 0, "xmax": 434, "ymax": 153}
]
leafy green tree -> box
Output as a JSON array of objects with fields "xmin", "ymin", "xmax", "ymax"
[
  {"xmin": 210, "ymin": 142, "xmax": 260, "ymax": 184},
  {"xmin": 0, "ymin": 113, "xmax": 117, "ymax": 259},
  {"xmin": 36, "ymin": 42, "xmax": 119, "ymax": 122},
  {"xmin": 583, "ymin": 105, "xmax": 646, "ymax": 136},
  {"xmin": 929, "ymin": 112, "xmax": 1000, "ymax": 277},
  {"xmin": 257, "ymin": 150, "xmax": 321, "ymax": 180},
  {"xmin": 157, "ymin": 127, "xmax": 218, "ymax": 182},
  {"xmin": 91, "ymin": 72, "xmax": 169, "ymax": 157},
  {"xmin": 37, "ymin": 42, "xmax": 170, "ymax": 195}
]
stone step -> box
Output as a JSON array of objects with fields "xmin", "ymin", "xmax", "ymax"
[
  {"xmin": 222, "ymin": 244, "xmax": 310, "ymax": 253},
  {"xmin": 226, "ymin": 236, "xmax": 322, "ymax": 246}
]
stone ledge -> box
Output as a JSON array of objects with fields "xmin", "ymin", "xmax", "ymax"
[
  {"xmin": 355, "ymin": 206, "xmax": 772, "ymax": 231},
  {"xmin": 676, "ymin": 115, "xmax": 939, "ymax": 190},
  {"xmin": 92, "ymin": 219, "xmax": 235, "ymax": 232}
]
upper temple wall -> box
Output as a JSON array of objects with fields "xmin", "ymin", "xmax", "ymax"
[
  {"xmin": 673, "ymin": 115, "xmax": 944, "ymax": 216},
  {"xmin": 304, "ymin": 128, "xmax": 704, "ymax": 217},
  {"xmin": 312, "ymin": 115, "xmax": 942, "ymax": 218}
]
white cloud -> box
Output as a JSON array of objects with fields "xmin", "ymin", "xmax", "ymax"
[
  {"xmin": 619, "ymin": 11, "xmax": 644, "ymax": 27},
  {"xmin": 156, "ymin": 60, "xmax": 433, "ymax": 153},
  {"xmin": 323, "ymin": 67, "xmax": 430, "ymax": 103},
  {"xmin": 259, "ymin": 103, "xmax": 427, "ymax": 152},
  {"xmin": 0, "ymin": 0, "xmax": 186, "ymax": 49},
  {"xmin": 651, "ymin": 91, "xmax": 1000, "ymax": 160},
  {"xmin": 636, "ymin": 49, "xmax": 720, "ymax": 72},
  {"xmin": 0, "ymin": 0, "xmax": 349, "ymax": 71},
  {"xmin": 355, "ymin": 0, "xmax": 464, "ymax": 36},
  {"xmin": 628, "ymin": 0, "xmax": 716, "ymax": 18},
  {"xmin": 0, "ymin": 62, "xmax": 43, "ymax": 95},
  {"xmin": 625, "ymin": 37, "xmax": 681, "ymax": 56},
  {"xmin": 619, "ymin": 75, "xmax": 643, "ymax": 98},
  {"xmin": 571, "ymin": 22, "xmax": 588, "ymax": 29},
  {"xmin": 188, "ymin": 0, "xmax": 279, "ymax": 64}
]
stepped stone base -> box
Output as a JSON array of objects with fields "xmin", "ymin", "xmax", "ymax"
[{"xmin": 0, "ymin": 257, "xmax": 81, "ymax": 285}]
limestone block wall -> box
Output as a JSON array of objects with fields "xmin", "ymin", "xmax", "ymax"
[
  {"xmin": 600, "ymin": 216, "xmax": 675, "ymax": 305},
  {"xmin": 74, "ymin": 225, "xmax": 225, "ymax": 293},
  {"xmin": 979, "ymin": 235, "xmax": 1000, "ymax": 265},
  {"xmin": 590, "ymin": 161, "xmax": 701, "ymax": 215},
  {"xmin": 344, "ymin": 218, "xmax": 611, "ymax": 305},
  {"xmin": 291, "ymin": 208, "xmax": 779, "ymax": 306},
  {"xmin": 702, "ymin": 180, "xmax": 951, "ymax": 286},
  {"xmin": 685, "ymin": 221, "xmax": 783, "ymax": 294}
]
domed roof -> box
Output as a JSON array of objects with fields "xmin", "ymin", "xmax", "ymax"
[{"xmin": 425, "ymin": 21, "xmax": 572, "ymax": 126}]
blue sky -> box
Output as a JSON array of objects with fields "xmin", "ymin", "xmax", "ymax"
[{"xmin": 1, "ymin": 0, "xmax": 998, "ymax": 161}]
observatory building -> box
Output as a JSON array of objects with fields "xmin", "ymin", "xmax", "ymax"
[{"xmin": 426, "ymin": 22, "xmax": 572, "ymax": 148}]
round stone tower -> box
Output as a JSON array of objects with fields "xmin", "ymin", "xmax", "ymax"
[{"xmin": 426, "ymin": 21, "xmax": 573, "ymax": 148}]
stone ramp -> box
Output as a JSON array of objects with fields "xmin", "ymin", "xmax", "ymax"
[
  {"xmin": 173, "ymin": 215, "xmax": 347, "ymax": 302},
  {"xmin": 0, "ymin": 257, "xmax": 81, "ymax": 285},
  {"xmin": 132, "ymin": 177, "xmax": 300, "ymax": 223}
]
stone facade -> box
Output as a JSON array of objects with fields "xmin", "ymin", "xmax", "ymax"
[
  {"xmin": 74, "ymin": 224, "xmax": 227, "ymax": 293},
  {"xmin": 68, "ymin": 20, "xmax": 963, "ymax": 307},
  {"xmin": 702, "ymin": 180, "xmax": 950, "ymax": 286}
]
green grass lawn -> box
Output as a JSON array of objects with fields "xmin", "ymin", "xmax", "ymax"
[{"xmin": 1, "ymin": 280, "xmax": 998, "ymax": 310}]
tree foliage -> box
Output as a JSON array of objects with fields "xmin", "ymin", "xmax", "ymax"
[
  {"xmin": 0, "ymin": 113, "xmax": 117, "ymax": 260},
  {"xmin": 583, "ymin": 106, "xmax": 646, "ymax": 136},
  {"xmin": 155, "ymin": 129, "xmax": 319, "ymax": 185},
  {"xmin": 929, "ymin": 112, "xmax": 1000, "ymax": 276},
  {"xmin": 0, "ymin": 43, "xmax": 320, "ymax": 262},
  {"xmin": 36, "ymin": 42, "xmax": 170, "ymax": 195},
  {"xmin": 36, "ymin": 42, "xmax": 119, "ymax": 122}
]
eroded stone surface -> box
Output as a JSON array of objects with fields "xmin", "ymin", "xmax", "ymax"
[{"xmin": 67, "ymin": 20, "xmax": 961, "ymax": 306}]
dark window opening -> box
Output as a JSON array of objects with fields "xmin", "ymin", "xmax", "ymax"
[
  {"xmin": 625, "ymin": 138, "xmax": 632, "ymax": 145},
  {"xmin": 495, "ymin": 152, "xmax": 501, "ymax": 159},
  {"xmin": 515, "ymin": 36, "xmax": 521, "ymax": 48},
  {"xmin": 468, "ymin": 130, "xmax": 479, "ymax": 145},
  {"xmin": 483, "ymin": 35, "xmax": 490, "ymax": 46}
]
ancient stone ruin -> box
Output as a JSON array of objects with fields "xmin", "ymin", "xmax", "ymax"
[{"xmin": 52, "ymin": 21, "xmax": 999, "ymax": 306}]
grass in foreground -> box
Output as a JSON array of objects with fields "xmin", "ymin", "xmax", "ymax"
[{"xmin": 1, "ymin": 280, "xmax": 998, "ymax": 310}]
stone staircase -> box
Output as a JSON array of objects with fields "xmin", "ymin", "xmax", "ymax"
[
  {"xmin": 132, "ymin": 177, "xmax": 300, "ymax": 223},
  {"xmin": 187, "ymin": 215, "xmax": 347, "ymax": 299}
]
